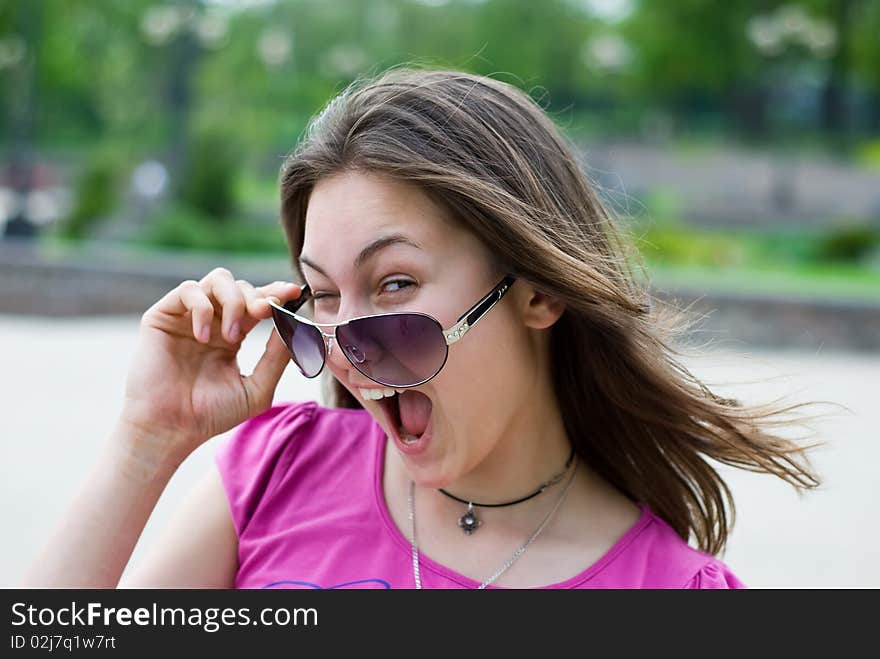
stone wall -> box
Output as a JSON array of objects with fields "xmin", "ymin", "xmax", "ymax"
[{"xmin": 2, "ymin": 239, "xmax": 878, "ymax": 352}]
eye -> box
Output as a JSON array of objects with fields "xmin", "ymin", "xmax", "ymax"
[
  {"xmin": 310, "ymin": 279, "xmax": 415, "ymax": 302},
  {"xmin": 381, "ymin": 278, "xmax": 415, "ymax": 294}
]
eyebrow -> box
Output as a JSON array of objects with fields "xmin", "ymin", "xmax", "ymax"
[{"xmin": 298, "ymin": 233, "xmax": 423, "ymax": 278}]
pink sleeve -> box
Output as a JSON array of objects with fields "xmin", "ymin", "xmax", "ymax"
[
  {"xmin": 685, "ymin": 560, "xmax": 747, "ymax": 589},
  {"xmin": 214, "ymin": 400, "xmax": 317, "ymax": 538}
]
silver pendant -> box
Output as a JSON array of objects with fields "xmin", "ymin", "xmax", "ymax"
[{"xmin": 458, "ymin": 502, "xmax": 481, "ymax": 535}]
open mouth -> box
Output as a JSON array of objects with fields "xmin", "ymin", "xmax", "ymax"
[
  {"xmin": 375, "ymin": 390, "xmax": 433, "ymax": 448},
  {"xmin": 377, "ymin": 392, "xmax": 403, "ymax": 433}
]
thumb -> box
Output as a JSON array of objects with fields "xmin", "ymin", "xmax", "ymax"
[{"xmin": 242, "ymin": 328, "xmax": 290, "ymax": 415}]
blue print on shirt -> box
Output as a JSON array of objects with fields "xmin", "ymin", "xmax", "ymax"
[{"xmin": 262, "ymin": 579, "xmax": 392, "ymax": 589}]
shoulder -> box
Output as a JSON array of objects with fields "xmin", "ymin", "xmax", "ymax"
[
  {"xmin": 214, "ymin": 400, "xmax": 377, "ymax": 536},
  {"xmin": 215, "ymin": 399, "xmax": 375, "ymax": 467},
  {"xmin": 683, "ymin": 558, "xmax": 747, "ymax": 589},
  {"xmin": 639, "ymin": 506, "xmax": 746, "ymax": 589},
  {"xmin": 582, "ymin": 503, "xmax": 747, "ymax": 589},
  {"xmin": 214, "ymin": 399, "xmax": 320, "ymax": 471}
]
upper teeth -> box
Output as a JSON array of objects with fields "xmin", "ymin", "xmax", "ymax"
[{"xmin": 359, "ymin": 387, "xmax": 406, "ymax": 400}]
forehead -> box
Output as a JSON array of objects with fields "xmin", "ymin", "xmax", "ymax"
[{"xmin": 302, "ymin": 170, "xmax": 454, "ymax": 260}]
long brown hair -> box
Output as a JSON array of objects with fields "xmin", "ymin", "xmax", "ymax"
[{"xmin": 278, "ymin": 66, "xmax": 824, "ymax": 556}]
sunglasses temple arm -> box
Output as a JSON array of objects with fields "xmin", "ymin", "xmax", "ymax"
[
  {"xmin": 445, "ymin": 274, "xmax": 516, "ymax": 345},
  {"xmin": 286, "ymin": 283, "xmax": 312, "ymax": 312}
]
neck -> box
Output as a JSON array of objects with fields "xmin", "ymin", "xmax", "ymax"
[
  {"xmin": 439, "ymin": 446, "xmax": 574, "ymax": 506},
  {"xmin": 432, "ymin": 381, "xmax": 574, "ymax": 515}
]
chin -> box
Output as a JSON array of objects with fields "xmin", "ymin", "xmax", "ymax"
[
  {"xmin": 400, "ymin": 457, "xmax": 458, "ymax": 490},
  {"xmin": 408, "ymin": 472, "xmax": 448, "ymax": 490}
]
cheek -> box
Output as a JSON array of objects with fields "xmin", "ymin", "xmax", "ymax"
[
  {"xmin": 429, "ymin": 333, "xmax": 527, "ymax": 466},
  {"xmin": 435, "ymin": 322, "xmax": 528, "ymax": 409},
  {"xmin": 328, "ymin": 364, "xmax": 356, "ymax": 395}
]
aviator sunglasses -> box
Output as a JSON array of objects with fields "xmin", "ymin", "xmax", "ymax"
[{"xmin": 267, "ymin": 274, "xmax": 517, "ymax": 389}]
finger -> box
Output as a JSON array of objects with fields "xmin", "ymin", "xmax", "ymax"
[
  {"xmin": 254, "ymin": 280, "xmax": 303, "ymax": 307},
  {"xmin": 242, "ymin": 327, "xmax": 291, "ymax": 415},
  {"xmin": 151, "ymin": 280, "xmax": 215, "ymax": 343},
  {"xmin": 181, "ymin": 283, "xmax": 217, "ymax": 344},
  {"xmin": 236, "ymin": 279, "xmax": 302, "ymax": 336},
  {"xmin": 235, "ymin": 279, "xmax": 269, "ymax": 334},
  {"xmin": 200, "ymin": 268, "xmax": 246, "ymax": 344},
  {"xmin": 249, "ymin": 281, "xmax": 304, "ymax": 324}
]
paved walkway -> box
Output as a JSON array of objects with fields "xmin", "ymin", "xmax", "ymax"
[{"xmin": 1, "ymin": 314, "xmax": 877, "ymax": 587}]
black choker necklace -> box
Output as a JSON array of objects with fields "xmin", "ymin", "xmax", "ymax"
[{"xmin": 438, "ymin": 447, "xmax": 576, "ymax": 535}]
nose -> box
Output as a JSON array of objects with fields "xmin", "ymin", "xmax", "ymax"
[
  {"xmin": 317, "ymin": 305, "xmax": 376, "ymax": 375},
  {"xmin": 318, "ymin": 329, "xmax": 338, "ymax": 359},
  {"xmin": 323, "ymin": 331, "xmax": 335, "ymax": 357},
  {"xmin": 322, "ymin": 330, "xmax": 352, "ymax": 373}
]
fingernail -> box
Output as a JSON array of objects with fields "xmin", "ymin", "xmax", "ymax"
[
  {"xmin": 229, "ymin": 321, "xmax": 240, "ymax": 342},
  {"xmin": 200, "ymin": 325, "xmax": 210, "ymax": 342}
]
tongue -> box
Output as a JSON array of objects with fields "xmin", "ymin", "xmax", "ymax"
[{"xmin": 398, "ymin": 390, "xmax": 432, "ymax": 437}]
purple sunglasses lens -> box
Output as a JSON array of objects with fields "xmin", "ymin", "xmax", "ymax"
[
  {"xmin": 336, "ymin": 313, "xmax": 448, "ymax": 387},
  {"xmin": 270, "ymin": 305, "xmax": 325, "ymax": 378}
]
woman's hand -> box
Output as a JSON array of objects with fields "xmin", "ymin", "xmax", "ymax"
[{"xmin": 118, "ymin": 267, "xmax": 302, "ymax": 464}]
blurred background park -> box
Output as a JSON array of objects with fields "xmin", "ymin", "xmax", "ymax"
[{"xmin": 1, "ymin": 0, "xmax": 878, "ymax": 587}]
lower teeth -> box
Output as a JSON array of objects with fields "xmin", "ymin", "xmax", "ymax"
[{"xmin": 400, "ymin": 427, "xmax": 419, "ymax": 445}]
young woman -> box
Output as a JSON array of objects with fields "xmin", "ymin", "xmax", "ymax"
[{"xmin": 23, "ymin": 68, "xmax": 821, "ymax": 589}]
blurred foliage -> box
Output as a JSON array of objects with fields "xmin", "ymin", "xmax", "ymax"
[
  {"xmin": 637, "ymin": 188, "xmax": 684, "ymax": 227},
  {"xmin": 137, "ymin": 202, "xmax": 288, "ymax": 255},
  {"xmin": 2, "ymin": 0, "xmax": 879, "ymax": 155},
  {"xmin": 855, "ymin": 139, "xmax": 880, "ymax": 170},
  {"xmin": 177, "ymin": 126, "xmax": 241, "ymax": 221},
  {"xmin": 645, "ymin": 260, "xmax": 880, "ymax": 302},
  {"xmin": 2, "ymin": 0, "xmax": 879, "ymax": 304},
  {"xmin": 636, "ymin": 226, "xmax": 747, "ymax": 268},
  {"xmin": 815, "ymin": 222, "xmax": 880, "ymax": 262},
  {"xmin": 56, "ymin": 147, "xmax": 125, "ymax": 240},
  {"xmin": 634, "ymin": 220, "xmax": 880, "ymax": 272}
]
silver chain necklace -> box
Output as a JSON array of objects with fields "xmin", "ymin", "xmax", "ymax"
[{"xmin": 407, "ymin": 455, "xmax": 578, "ymax": 589}]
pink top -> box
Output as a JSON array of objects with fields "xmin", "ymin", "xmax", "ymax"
[{"xmin": 215, "ymin": 400, "xmax": 746, "ymax": 589}]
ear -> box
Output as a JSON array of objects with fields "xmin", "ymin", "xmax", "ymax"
[{"xmin": 517, "ymin": 282, "xmax": 566, "ymax": 330}]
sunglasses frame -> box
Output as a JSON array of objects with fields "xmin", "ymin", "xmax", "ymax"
[{"xmin": 267, "ymin": 273, "xmax": 517, "ymax": 388}]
